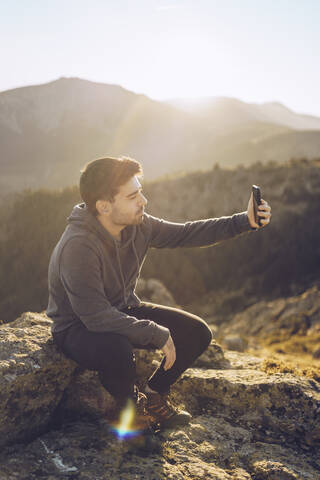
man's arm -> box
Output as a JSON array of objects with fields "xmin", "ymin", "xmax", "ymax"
[
  {"xmin": 145, "ymin": 210, "xmax": 255, "ymax": 249},
  {"xmin": 59, "ymin": 239, "xmax": 170, "ymax": 349}
]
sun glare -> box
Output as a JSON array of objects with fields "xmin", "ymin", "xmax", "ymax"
[{"xmin": 110, "ymin": 398, "xmax": 143, "ymax": 440}]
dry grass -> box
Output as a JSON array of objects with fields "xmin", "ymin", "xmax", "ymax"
[
  {"xmin": 260, "ymin": 357, "xmax": 320, "ymax": 382},
  {"xmin": 244, "ymin": 328, "xmax": 320, "ymax": 382},
  {"xmin": 248, "ymin": 345, "xmax": 320, "ymax": 382},
  {"xmin": 262, "ymin": 331, "xmax": 320, "ymax": 356}
]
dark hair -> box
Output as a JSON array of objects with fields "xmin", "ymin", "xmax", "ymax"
[{"xmin": 79, "ymin": 156, "xmax": 143, "ymax": 216}]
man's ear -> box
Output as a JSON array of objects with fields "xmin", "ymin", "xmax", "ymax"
[{"xmin": 96, "ymin": 199, "xmax": 110, "ymax": 215}]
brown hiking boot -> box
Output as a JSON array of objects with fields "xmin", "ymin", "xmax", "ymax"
[{"xmin": 144, "ymin": 390, "xmax": 192, "ymax": 429}]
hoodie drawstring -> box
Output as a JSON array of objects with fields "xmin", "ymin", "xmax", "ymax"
[
  {"xmin": 114, "ymin": 242, "xmax": 127, "ymax": 304},
  {"xmin": 132, "ymin": 239, "xmax": 140, "ymax": 280},
  {"xmin": 114, "ymin": 238, "xmax": 140, "ymax": 305}
]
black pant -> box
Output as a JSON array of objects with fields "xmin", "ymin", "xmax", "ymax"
[{"xmin": 52, "ymin": 301, "xmax": 212, "ymax": 403}]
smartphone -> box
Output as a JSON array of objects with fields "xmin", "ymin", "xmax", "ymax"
[{"xmin": 252, "ymin": 185, "xmax": 262, "ymax": 227}]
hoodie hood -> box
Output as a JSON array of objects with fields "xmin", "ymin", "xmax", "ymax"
[{"xmin": 67, "ymin": 202, "xmax": 136, "ymax": 249}]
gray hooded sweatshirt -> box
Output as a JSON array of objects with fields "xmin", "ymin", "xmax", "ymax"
[{"xmin": 46, "ymin": 203, "xmax": 255, "ymax": 349}]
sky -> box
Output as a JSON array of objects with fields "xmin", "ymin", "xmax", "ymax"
[{"xmin": 1, "ymin": 0, "xmax": 320, "ymax": 116}]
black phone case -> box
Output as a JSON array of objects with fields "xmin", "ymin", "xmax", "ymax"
[{"xmin": 252, "ymin": 185, "xmax": 262, "ymax": 226}]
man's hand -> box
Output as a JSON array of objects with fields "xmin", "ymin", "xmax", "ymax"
[
  {"xmin": 161, "ymin": 334, "xmax": 176, "ymax": 371},
  {"xmin": 247, "ymin": 193, "xmax": 272, "ymax": 229}
]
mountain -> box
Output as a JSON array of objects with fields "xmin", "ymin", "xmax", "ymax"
[
  {"xmin": 0, "ymin": 77, "xmax": 200, "ymax": 197},
  {"xmin": 168, "ymin": 96, "xmax": 320, "ymax": 131},
  {"xmin": 1, "ymin": 77, "xmax": 320, "ymax": 198}
]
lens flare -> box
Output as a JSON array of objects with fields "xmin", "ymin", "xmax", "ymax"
[{"xmin": 110, "ymin": 398, "xmax": 143, "ymax": 440}]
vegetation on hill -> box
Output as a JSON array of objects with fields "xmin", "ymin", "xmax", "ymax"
[{"xmin": 0, "ymin": 157, "xmax": 319, "ymax": 323}]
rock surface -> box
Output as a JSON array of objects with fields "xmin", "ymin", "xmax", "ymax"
[
  {"xmin": 53, "ymin": 337, "xmax": 226, "ymax": 424},
  {"xmin": 136, "ymin": 277, "xmax": 178, "ymax": 307},
  {"xmin": 1, "ymin": 309, "xmax": 320, "ymax": 478},
  {"xmin": 0, "ymin": 312, "xmax": 77, "ymax": 447},
  {"xmin": 220, "ymin": 334, "xmax": 248, "ymax": 352},
  {"xmin": 175, "ymin": 364, "xmax": 320, "ymax": 448},
  {"xmin": 1, "ymin": 351, "xmax": 320, "ymax": 479},
  {"xmin": 218, "ymin": 285, "xmax": 320, "ymax": 357}
]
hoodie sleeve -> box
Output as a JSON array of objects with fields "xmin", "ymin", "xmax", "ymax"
[
  {"xmin": 145, "ymin": 211, "xmax": 256, "ymax": 249},
  {"xmin": 59, "ymin": 239, "xmax": 170, "ymax": 349}
]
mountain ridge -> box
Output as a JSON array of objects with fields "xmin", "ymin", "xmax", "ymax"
[
  {"xmin": 1, "ymin": 77, "xmax": 320, "ymax": 198},
  {"xmin": 167, "ymin": 95, "xmax": 320, "ymax": 130}
]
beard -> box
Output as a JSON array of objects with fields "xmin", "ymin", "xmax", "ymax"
[{"xmin": 112, "ymin": 209, "xmax": 144, "ymax": 227}]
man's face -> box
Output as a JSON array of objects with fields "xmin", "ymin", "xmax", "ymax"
[{"xmin": 108, "ymin": 175, "xmax": 148, "ymax": 227}]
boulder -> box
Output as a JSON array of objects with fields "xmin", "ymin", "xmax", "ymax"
[
  {"xmin": 218, "ymin": 284, "xmax": 320, "ymax": 356},
  {"xmin": 0, "ymin": 312, "xmax": 77, "ymax": 447},
  {"xmin": 2, "ymin": 309, "xmax": 320, "ymax": 453},
  {"xmin": 175, "ymin": 364, "xmax": 320, "ymax": 447},
  {"xmin": 1, "ymin": 349, "xmax": 320, "ymax": 480},
  {"xmin": 0, "ymin": 307, "xmax": 224, "ymax": 445},
  {"xmin": 54, "ymin": 339, "xmax": 225, "ymax": 423},
  {"xmin": 313, "ymin": 347, "xmax": 320, "ymax": 359},
  {"xmin": 136, "ymin": 277, "xmax": 178, "ymax": 307},
  {"xmin": 221, "ymin": 334, "xmax": 248, "ymax": 352}
]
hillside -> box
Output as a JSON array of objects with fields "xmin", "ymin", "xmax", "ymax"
[
  {"xmin": 202, "ymin": 128, "xmax": 320, "ymax": 170},
  {"xmin": 1, "ymin": 77, "xmax": 320, "ymax": 199}
]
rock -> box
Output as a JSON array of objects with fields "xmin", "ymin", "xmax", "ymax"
[
  {"xmin": 55, "ymin": 339, "xmax": 226, "ymax": 422},
  {"xmin": 0, "ymin": 307, "xmax": 224, "ymax": 446},
  {"xmin": 223, "ymin": 350, "xmax": 264, "ymax": 370},
  {"xmin": 1, "ymin": 358, "xmax": 320, "ymax": 479},
  {"xmin": 0, "ymin": 312, "xmax": 77, "ymax": 447},
  {"xmin": 53, "ymin": 369, "xmax": 115, "ymax": 425},
  {"xmin": 221, "ymin": 334, "xmax": 248, "ymax": 352},
  {"xmin": 218, "ymin": 285, "xmax": 320, "ymax": 356},
  {"xmin": 175, "ymin": 364, "xmax": 320, "ymax": 447},
  {"xmin": 136, "ymin": 277, "xmax": 178, "ymax": 306},
  {"xmin": 2, "ymin": 307, "xmax": 320, "ymax": 479},
  {"xmin": 192, "ymin": 339, "xmax": 226, "ymax": 368},
  {"xmin": 313, "ymin": 347, "xmax": 320, "ymax": 359}
]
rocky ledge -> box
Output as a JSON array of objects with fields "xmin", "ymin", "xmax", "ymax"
[
  {"xmin": 0, "ymin": 312, "xmax": 320, "ymax": 479},
  {"xmin": 218, "ymin": 285, "xmax": 320, "ymax": 359}
]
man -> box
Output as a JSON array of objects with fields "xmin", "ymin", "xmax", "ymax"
[{"xmin": 46, "ymin": 156, "xmax": 271, "ymax": 431}]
